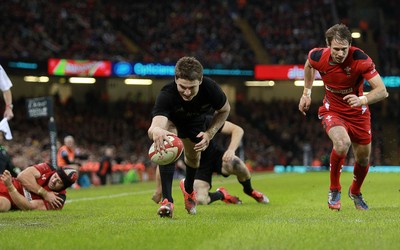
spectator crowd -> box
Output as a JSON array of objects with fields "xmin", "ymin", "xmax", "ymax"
[{"xmin": 1, "ymin": 0, "xmax": 398, "ymax": 74}]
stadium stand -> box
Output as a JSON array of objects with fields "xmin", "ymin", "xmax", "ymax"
[
  {"xmin": 0, "ymin": 0, "xmax": 133, "ymax": 61},
  {"xmin": 1, "ymin": 0, "xmax": 398, "ymax": 72}
]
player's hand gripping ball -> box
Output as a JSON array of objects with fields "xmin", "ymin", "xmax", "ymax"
[{"xmin": 148, "ymin": 135, "xmax": 183, "ymax": 165}]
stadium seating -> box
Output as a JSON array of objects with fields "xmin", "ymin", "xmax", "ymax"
[{"xmin": 1, "ymin": 0, "xmax": 397, "ymax": 73}]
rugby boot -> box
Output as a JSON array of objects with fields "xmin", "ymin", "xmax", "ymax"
[
  {"xmin": 179, "ymin": 179, "xmax": 197, "ymax": 215},
  {"xmin": 250, "ymin": 190, "xmax": 270, "ymax": 204},
  {"xmin": 348, "ymin": 188, "xmax": 369, "ymax": 210},
  {"xmin": 328, "ymin": 190, "xmax": 341, "ymax": 210},
  {"xmin": 217, "ymin": 187, "xmax": 242, "ymax": 204},
  {"xmin": 157, "ymin": 198, "xmax": 174, "ymax": 218}
]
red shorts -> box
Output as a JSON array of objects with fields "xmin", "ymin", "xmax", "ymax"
[
  {"xmin": 318, "ymin": 109, "xmax": 371, "ymax": 145},
  {"xmin": 0, "ymin": 181, "xmax": 13, "ymax": 204}
]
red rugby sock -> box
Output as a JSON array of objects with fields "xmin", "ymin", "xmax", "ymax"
[
  {"xmin": 329, "ymin": 149, "xmax": 345, "ymax": 191},
  {"xmin": 350, "ymin": 162, "xmax": 369, "ymax": 195}
]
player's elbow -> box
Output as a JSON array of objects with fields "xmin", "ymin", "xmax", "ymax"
[
  {"xmin": 16, "ymin": 172, "xmax": 27, "ymax": 183},
  {"xmin": 236, "ymin": 126, "xmax": 244, "ymax": 138},
  {"xmin": 376, "ymin": 87, "xmax": 389, "ymax": 103},
  {"xmin": 383, "ymin": 89, "xmax": 389, "ymax": 99},
  {"xmin": 219, "ymin": 100, "xmax": 231, "ymax": 115}
]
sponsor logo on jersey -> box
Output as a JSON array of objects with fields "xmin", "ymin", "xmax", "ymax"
[{"xmin": 325, "ymin": 86, "xmax": 353, "ymax": 94}]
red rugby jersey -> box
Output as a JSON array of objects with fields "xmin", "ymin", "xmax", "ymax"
[
  {"xmin": 3, "ymin": 163, "xmax": 66, "ymax": 210},
  {"xmin": 308, "ymin": 46, "xmax": 378, "ymax": 116}
]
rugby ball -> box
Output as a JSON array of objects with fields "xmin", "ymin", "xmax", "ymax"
[{"xmin": 148, "ymin": 135, "xmax": 184, "ymax": 165}]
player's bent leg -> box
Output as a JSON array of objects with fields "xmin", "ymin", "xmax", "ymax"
[
  {"xmin": 326, "ymin": 126, "xmax": 350, "ymax": 209},
  {"xmin": 348, "ymin": 144, "xmax": 370, "ymax": 210},
  {"xmin": 181, "ymin": 138, "xmax": 201, "ymax": 168},
  {"xmin": 222, "ymin": 159, "xmax": 270, "ymax": 204},
  {"xmin": 327, "ymin": 124, "xmax": 352, "ymax": 155},
  {"xmin": 351, "ymin": 143, "xmax": 371, "ymax": 194},
  {"xmin": 180, "ymin": 139, "xmax": 199, "ymax": 215},
  {"xmin": 221, "ymin": 156, "xmax": 250, "ymax": 181},
  {"xmin": 0, "ymin": 197, "xmax": 11, "ymax": 212},
  {"xmin": 194, "ymin": 179, "xmax": 211, "ymax": 205},
  {"xmin": 181, "ymin": 141, "xmax": 200, "ymax": 194}
]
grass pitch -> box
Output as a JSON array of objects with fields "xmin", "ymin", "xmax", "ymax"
[{"xmin": 1, "ymin": 171, "xmax": 399, "ymax": 250}]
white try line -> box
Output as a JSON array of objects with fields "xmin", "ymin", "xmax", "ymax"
[
  {"xmin": 66, "ymin": 173, "xmax": 280, "ymax": 204},
  {"xmin": 65, "ymin": 190, "xmax": 153, "ymax": 203}
]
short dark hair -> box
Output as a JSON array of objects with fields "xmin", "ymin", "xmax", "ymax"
[
  {"xmin": 175, "ymin": 56, "xmax": 203, "ymax": 81},
  {"xmin": 325, "ymin": 24, "xmax": 352, "ymax": 46}
]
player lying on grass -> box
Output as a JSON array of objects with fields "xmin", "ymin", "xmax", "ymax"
[
  {"xmin": 0, "ymin": 162, "xmax": 78, "ymax": 212},
  {"xmin": 152, "ymin": 119, "xmax": 269, "ymax": 208}
]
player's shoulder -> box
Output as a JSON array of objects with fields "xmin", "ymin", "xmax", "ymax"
[
  {"xmin": 202, "ymin": 76, "xmax": 216, "ymax": 84},
  {"xmin": 349, "ymin": 46, "xmax": 370, "ymax": 61},
  {"xmin": 34, "ymin": 162, "xmax": 53, "ymax": 173},
  {"xmin": 160, "ymin": 81, "xmax": 176, "ymax": 92},
  {"xmin": 200, "ymin": 77, "xmax": 223, "ymax": 94},
  {"xmin": 308, "ymin": 47, "xmax": 329, "ymax": 63},
  {"xmin": 158, "ymin": 81, "xmax": 178, "ymax": 99}
]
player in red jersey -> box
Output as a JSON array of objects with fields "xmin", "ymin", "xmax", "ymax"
[
  {"xmin": 0, "ymin": 163, "xmax": 78, "ymax": 212},
  {"xmin": 298, "ymin": 24, "xmax": 388, "ymax": 210}
]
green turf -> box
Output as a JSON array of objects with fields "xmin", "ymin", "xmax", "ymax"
[{"xmin": 1, "ymin": 172, "xmax": 399, "ymax": 250}]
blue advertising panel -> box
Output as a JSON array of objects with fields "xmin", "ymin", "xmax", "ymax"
[{"xmin": 112, "ymin": 62, "xmax": 253, "ymax": 77}]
